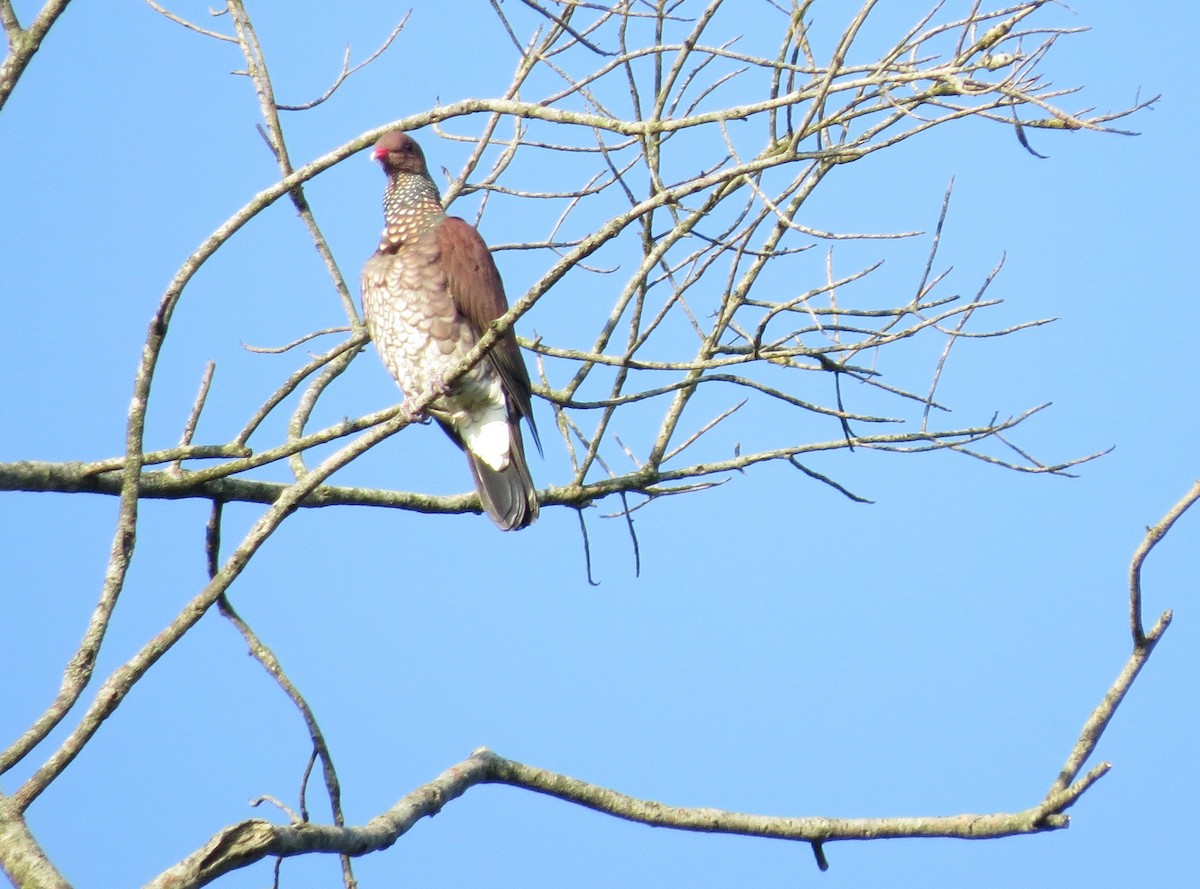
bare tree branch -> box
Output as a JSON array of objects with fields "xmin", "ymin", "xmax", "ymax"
[
  {"xmin": 147, "ymin": 475, "xmax": 1197, "ymax": 886},
  {"xmin": 0, "ymin": 3, "xmax": 1178, "ymax": 887},
  {"xmin": 0, "ymin": 795, "xmax": 68, "ymax": 889},
  {"xmin": 1128, "ymin": 480, "xmax": 1200, "ymax": 644},
  {"xmin": 0, "ymin": 0, "xmax": 73, "ymax": 113}
]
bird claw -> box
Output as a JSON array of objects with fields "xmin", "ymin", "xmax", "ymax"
[
  {"xmin": 398, "ymin": 400, "xmax": 426, "ymax": 424},
  {"xmin": 428, "ymin": 368, "xmax": 455, "ymax": 399},
  {"xmin": 399, "ymin": 372, "xmax": 453, "ymax": 424}
]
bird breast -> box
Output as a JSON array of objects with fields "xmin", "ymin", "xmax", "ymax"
[{"xmin": 362, "ymin": 239, "xmax": 498, "ymax": 417}]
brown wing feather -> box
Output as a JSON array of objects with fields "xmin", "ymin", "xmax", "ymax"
[{"xmin": 435, "ymin": 216, "xmax": 540, "ymax": 451}]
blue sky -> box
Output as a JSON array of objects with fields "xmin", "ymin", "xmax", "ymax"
[{"xmin": 1, "ymin": 2, "xmax": 1197, "ymax": 887}]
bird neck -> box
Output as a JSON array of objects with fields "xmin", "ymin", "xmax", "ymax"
[{"xmin": 378, "ymin": 172, "xmax": 445, "ymax": 252}]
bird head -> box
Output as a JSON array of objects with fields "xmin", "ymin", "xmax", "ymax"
[{"xmin": 372, "ymin": 132, "xmax": 429, "ymax": 177}]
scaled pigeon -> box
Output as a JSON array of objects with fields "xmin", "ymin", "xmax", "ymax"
[{"xmin": 362, "ymin": 131, "xmax": 540, "ymax": 530}]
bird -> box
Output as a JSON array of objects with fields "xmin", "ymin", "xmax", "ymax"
[{"xmin": 361, "ymin": 131, "xmax": 540, "ymax": 531}]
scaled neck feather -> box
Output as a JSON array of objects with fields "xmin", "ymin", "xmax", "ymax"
[{"xmin": 378, "ymin": 172, "xmax": 445, "ymax": 253}]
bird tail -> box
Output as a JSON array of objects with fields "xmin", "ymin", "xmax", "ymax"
[{"xmin": 463, "ymin": 423, "xmax": 539, "ymax": 531}]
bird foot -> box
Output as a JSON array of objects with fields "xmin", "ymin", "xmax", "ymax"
[
  {"xmin": 398, "ymin": 400, "xmax": 426, "ymax": 425},
  {"xmin": 428, "ymin": 368, "xmax": 456, "ymax": 399},
  {"xmin": 398, "ymin": 373, "xmax": 456, "ymax": 426}
]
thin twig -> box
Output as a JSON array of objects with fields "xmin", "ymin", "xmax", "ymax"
[
  {"xmin": 277, "ymin": 14, "xmax": 409, "ymax": 111},
  {"xmin": 172, "ymin": 361, "xmax": 216, "ymax": 474}
]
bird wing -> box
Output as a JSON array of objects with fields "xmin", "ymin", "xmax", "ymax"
[{"xmin": 436, "ymin": 216, "xmax": 541, "ymax": 452}]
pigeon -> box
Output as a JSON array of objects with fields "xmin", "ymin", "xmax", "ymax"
[{"xmin": 362, "ymin": 131, "xmax": 540, "ymax": 530}]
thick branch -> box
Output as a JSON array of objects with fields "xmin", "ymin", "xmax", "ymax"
[
  {"xmin": 0, "ymin": 794, "xmax": 69, "ymax": 889},
  {"xmin": 0, "ymin": 0, "xmax": 72, "ymax": 113},
  {"xmin": 0, "ymin": 410, "xmax": 1076, "ymax": 516},
  {"xmin": 147, "ymin": 745, "xmax": 1078, "ymax": 889}
]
